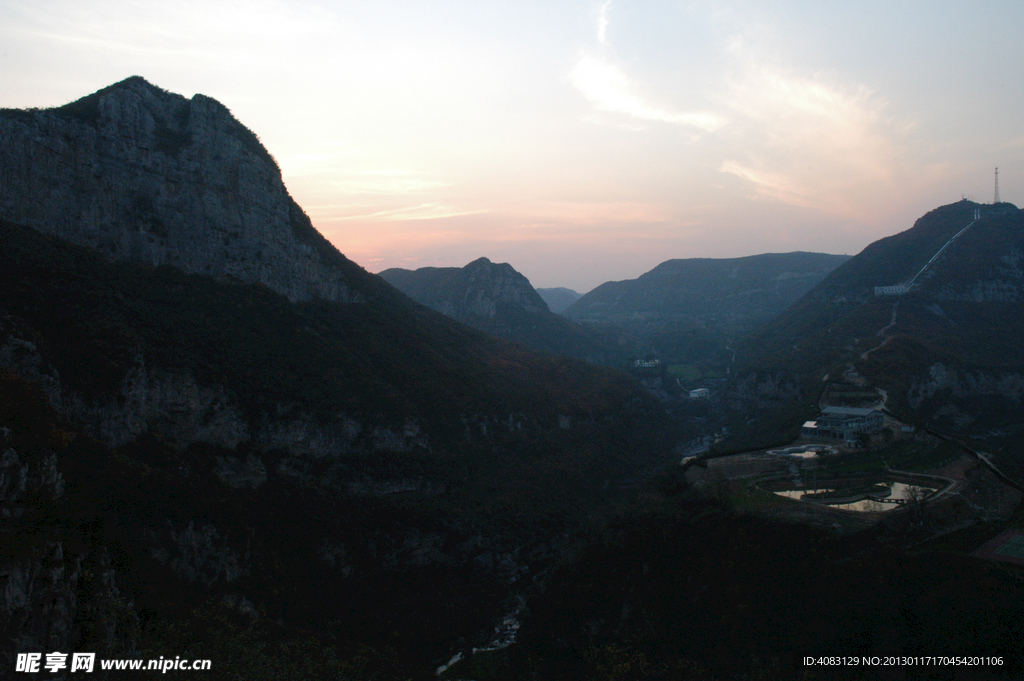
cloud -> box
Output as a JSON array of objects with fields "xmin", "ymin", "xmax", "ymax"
[
  {"xmin": 717, "ymin": 58, "xmax": 905, "ymax": 217},
  {"xmin": 296, "ymin": 169, "xmax": 452, "ymax": 196},
  {"xmin": 570, "ymin": 53, "xmax": 727, "ymax": 131},
  {"xmin": 326, "ymin": 202, "xmax": 486, "ymax": 222},
  {"xmin": 517, "ymin": 200, "xmax": 674, "ymax": 226},
  {"xmin": 596, "ymin": 0, "xmax": 612, "ymax": 45}
]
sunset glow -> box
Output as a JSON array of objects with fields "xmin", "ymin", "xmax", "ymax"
[{"xmin": 2, "ymin": 0, "xmax": 1021, "ymax": 291}]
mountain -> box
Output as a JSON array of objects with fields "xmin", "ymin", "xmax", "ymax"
[
  {"xmin": 536, "ymin": 287, "xmax": 581, "ymax": 314},
  {"xmin": 738, "ymin": 200, "xmax": 1024, "ymax": 463},
  {"xmin": 566, "ymin": 252, "xmax": 851, "ymax": 325},
  {"xmin": 0, "ymin": 78, "xmax": 678, "ymax": 677},
  {"xmin": 562, "ymin": 252, "xmax": 850, "ymax": 371},
  {"xmin": 380, "ymin": 258, "xmax": 617, "ymax": 362},
  {"xmin": 0, "ymin": 76, "xmax": 360, "ymax": 304},
  {"xmin": 381, "ymin": 257, "xmax": 549, "ymax": 318}
]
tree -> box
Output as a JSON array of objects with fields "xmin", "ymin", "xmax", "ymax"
[{"xmin": 903, "ymin": 485, "xmax": 929, "ymax": 519}]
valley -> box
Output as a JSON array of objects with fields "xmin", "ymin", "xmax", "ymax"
[{"xmin": 1, "ymin": 78, "xmax": 1023, "ymax": 680}]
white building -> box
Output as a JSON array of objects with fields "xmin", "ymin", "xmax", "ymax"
[{"xmin": 816, "ymin": 406, "xmax": 884, "ymax": 440}]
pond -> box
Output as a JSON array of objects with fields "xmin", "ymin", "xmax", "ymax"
[
  {"xmin": 767, "ymin": 445, "xmax": 835, "ymax": 459},
  {"xmin": 769, "ymin": 481, "xmax": 934, "ymax": 512}
]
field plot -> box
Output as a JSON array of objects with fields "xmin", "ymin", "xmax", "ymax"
[{"xmin": 972, "ymin": 529, "xmax": 1024, "ymax": 565}]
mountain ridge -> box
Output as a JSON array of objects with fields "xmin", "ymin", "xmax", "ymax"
[
  {"xmin": 536, "ymin": 287, "xmax": 581, "ymax": 314},
  {"xmin": 566, "ymin": 251, "xmax": 851, "ymax": 323},
  {"xmin": 559, "ymin": 251, "xmax": 850, "ymax": 371}
]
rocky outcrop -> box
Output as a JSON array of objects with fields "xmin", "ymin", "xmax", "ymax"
[
  {"xmin": 0, "ymin": 323, "xmax": 249, "ymax": 450},
  {"xmin": 908, "ymin": 363, "xmax": 1024, "ymax": 430},
  {"xmin": 0, "ymin": 76, "xmax": 361, "ymax": 304},
  {"xmin": 909, "ymin": 364, "xmax": 1024, "ymax": 407},
  {"xmin": 147, "ymin": 521, "xmax": 246, "ymax": 587}
]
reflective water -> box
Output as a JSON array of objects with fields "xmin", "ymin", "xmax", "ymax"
[
  {"xmin": 768, "ymin": 446, "xmax": 834, "ymax": 459},
  {"xmin": 771, "ymin": 482, "xmax": 932, "ymax": 512}
]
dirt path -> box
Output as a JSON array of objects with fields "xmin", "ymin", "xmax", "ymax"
[{"xmin": 860, "ymin": 301, "xmax": 899, "ymax": 361}]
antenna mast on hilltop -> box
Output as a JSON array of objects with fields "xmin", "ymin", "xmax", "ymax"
[{"xmin": 994, "ymin": 167, "xmax": 1000, "ymax": 204}]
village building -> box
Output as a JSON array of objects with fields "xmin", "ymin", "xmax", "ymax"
[{"xmin": 803, "ymin": 407, "xmax": 884, "ymax": 440}]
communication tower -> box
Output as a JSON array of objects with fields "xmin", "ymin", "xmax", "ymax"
[{"xmin": 994, "ymin": 167, "xmax": 1000, "ymax": 204}]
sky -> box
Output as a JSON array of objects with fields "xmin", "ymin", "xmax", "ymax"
[{"xmin": 2, "ymin": 1, "xmax": 1022, "ymax": 293}]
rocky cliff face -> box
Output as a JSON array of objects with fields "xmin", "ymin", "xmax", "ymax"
[{"xmin": 0, "ymin": 76, "xmax": 360, "ymax": 303}]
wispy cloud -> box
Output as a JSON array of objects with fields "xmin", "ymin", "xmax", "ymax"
[
  {"xmin": 570, "ymin": 53, "xmax": 726, "ymax": 131},
  {"xmin": 596, "ymin": 0, "xmax": 612, "ymax": 45},
  {"xmin": 327, "ymin": 202, "xmax": 486, "ymax": 222},
  {"xmin": 313, "ymin": 171, "xmax": 451, "ymax": 196},
  {"xmin": 520, "ymin": 199, "xmax": 673, "ymax": 225},
  {"xmin": 715, "ymin": 41, "xmax": 907, "ymax": 217},
  {"xmin": 284, "ymin": 162, "xmax": 478, "ymax": 224}
]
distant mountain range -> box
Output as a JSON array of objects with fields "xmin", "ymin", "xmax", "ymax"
[
  {"xmin": 565, "ymin": 252, "xmax": 851, "ymax": 325},
  {"xmin": 536, "ymin": 287, "xmax": 581, "ymax": 314},
  {"xmin": 380, "ymin": 258, "xmax": 616, "ymax": 362},
  {"xmin": 561, "ymin": 252, "xmax": 850, "ymax": 370}
]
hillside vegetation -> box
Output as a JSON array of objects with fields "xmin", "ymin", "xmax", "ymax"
[{"xmin": 730, "ymin": 201, "xmax": 1024, "ymax": 459}]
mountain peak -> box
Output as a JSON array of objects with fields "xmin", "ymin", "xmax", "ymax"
[{"xmin": 1, "ymin": 78, "xmax": 366, "ymax": 304}]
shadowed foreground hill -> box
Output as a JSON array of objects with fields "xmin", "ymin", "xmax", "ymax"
[{"xmin": 0, "ymin": 78, "xmax": 677, "ymax": 678}]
